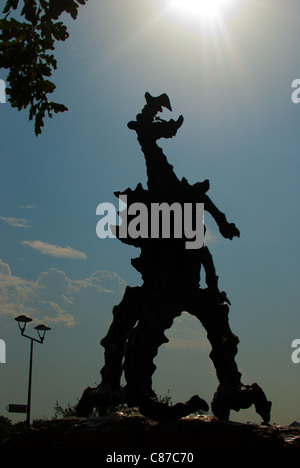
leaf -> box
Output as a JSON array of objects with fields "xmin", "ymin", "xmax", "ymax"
[
  {"xmin": 52, "ymin": 21, "xmax": 68, "ymax": 41},
  {"xmin": 21, "ymin": 0, "xmax": 38, "ymax": 23},
  {"xmin": 1, "ymin": 0, "xmax": 88, "ymax": 135},
  {"xmin": 66, "ymin": 3, "xmax": 79, "ymax": 20},
  {"xmin": 50, "ymin": 102, "xmax": 68, "ymax": 113},
  {"xmin": 3, "ymin": 0, "xmax": 20, "ymax": 14}
]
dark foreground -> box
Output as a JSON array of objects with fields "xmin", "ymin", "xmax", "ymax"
[{"xmin": 1, "ymin": 411, "xmax": 299, "ymax": 450}]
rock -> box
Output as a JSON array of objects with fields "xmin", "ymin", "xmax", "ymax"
[{"xmin": 1, "ymin": 411, "xmax": 299, "ymax": 449}]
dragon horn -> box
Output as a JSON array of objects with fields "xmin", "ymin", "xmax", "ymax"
[{"xmin": 145, "ymin": 92, "xmax": 172, "ymax": 111}]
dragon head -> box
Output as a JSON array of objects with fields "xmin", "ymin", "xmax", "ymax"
[{"xmin": 128, "ymin": 92, "xmax": 184, "ymax": 141}]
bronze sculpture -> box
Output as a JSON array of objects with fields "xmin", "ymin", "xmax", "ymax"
[{"xmin": 77, "ymin": 93, "xmax": 271, "ymax": 424}]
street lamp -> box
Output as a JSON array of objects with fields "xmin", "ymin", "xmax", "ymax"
[{"xmin": 15, "ymin": 315, "xmax": 51, "ymax": 425}]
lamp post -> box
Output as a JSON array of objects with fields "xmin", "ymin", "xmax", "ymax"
[{"xmin": 15, "ymin": 315, "xmax": 51, "ymax": 426}]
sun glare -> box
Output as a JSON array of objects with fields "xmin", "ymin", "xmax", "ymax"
[
  {"xmin": 158, "ymin": 0, "xmax": 243, "ymax": 28},
  {"xmin": 170, "ymin": 0, "xmax": 232, "ymax": 18}
]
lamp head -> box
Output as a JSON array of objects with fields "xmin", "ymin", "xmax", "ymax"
[
  {"xmin": 35, "ymin": 324, "xmax": 51, "ymax": 341},
  {"xmin": 15, "ymin": 315, "xmax": 32, "ymax": 333}
]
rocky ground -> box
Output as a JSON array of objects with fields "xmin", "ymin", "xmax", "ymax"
[{"xmin": 1, "ymin": 411, "xmax": 300, "ymax": 450}]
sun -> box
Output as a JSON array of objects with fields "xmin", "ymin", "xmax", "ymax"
[
  {"xmin": 167, "ymin": 0, "xmax": 235, "ymax": 18},
  {"xmin": 158, "ymin": 0, "xmax": 242, "ymax": 26}
]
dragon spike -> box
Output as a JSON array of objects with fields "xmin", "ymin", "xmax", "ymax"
[{"xmin": 145, "ymin": 92, "xmax": 172, "ymax": 112}]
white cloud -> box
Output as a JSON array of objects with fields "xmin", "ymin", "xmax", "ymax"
[
  {"xmin": 0, "ymin": 216, "xmax": 30, "ymax": 228},
  {"xmin": 0, "ymin": 259, "xmax": 34, "ymax": 318},
  {"xmin": 37, "ymin": 300, "xmax": 78, "ymax": 327},
  {"xmin": 20, "ymin": 240, "xmax": 87, "ymax": 259},
  {"xmin": 0, "ymin": 260, "xmax": 11, "ymax": 277},
  {"xmin": 0, "ymin": 260, "xmax": 126, "ymax": 327},
  {"xmin": 164, "ymin": 312, "xmax": 210, "ymax": 351},
  {"xmin": 204, "ymin": 227, "xmax": 216, "ymax": 244},
  {"xmin": 80, "ymin": 270, "xmax": 127, "ymax": 293}
]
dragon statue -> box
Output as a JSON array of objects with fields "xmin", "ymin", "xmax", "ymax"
[{"xmin": 77, "ymin": 93, "xmax": 271, "ymax": 424}]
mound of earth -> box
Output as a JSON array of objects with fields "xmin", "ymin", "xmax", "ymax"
[{"xmin": 1, "ymin": 411, "xmax": 299, "ymax": 451}]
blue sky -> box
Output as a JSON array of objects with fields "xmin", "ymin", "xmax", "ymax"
[{"xmin": 0, "ymin": 0, "xmax": 300, "ymax": 426}]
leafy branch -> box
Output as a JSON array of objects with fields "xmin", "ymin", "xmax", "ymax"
[{"xmin": 0, "ymin": 0, "xmax": 88, "ymax": 135}]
